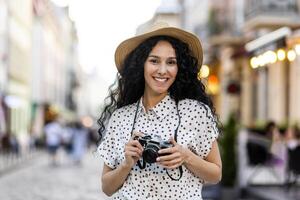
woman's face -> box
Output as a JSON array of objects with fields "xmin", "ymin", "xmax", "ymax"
[{"xmin": 144, "ymin": 40, "xmax": 178, "ymax": 97}]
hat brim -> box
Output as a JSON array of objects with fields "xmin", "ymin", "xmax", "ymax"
[{"xmin": 114, "ymin": 27, "xmax": 203, "ymax": 71}]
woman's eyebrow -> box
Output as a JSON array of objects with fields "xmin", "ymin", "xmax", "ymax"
[
  {"xmin": 148, "ymin": 55, "xmax": 176, "ymax": 59},
  {"xmin": 148, "ymin": 55, "xmax": 159, "ymax": 58}
]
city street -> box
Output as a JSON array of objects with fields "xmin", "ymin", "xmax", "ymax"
[
  {"xmin": 0, "ymin": 1, "xmax": 300, "ymax": 200},
  {"xmin": 0, "ymin": 150, "xmax": 110, "ymax": 200}
]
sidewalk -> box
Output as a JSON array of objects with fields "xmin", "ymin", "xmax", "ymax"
[
  {"xmin": 0, "ymin": 149, "xmax": 110, "ymax": 200},
  {"xmin": 0, "ymin": 149, "xmax": 44, "ymax": 177},
  {"xmin": 245, "ymin": 185, "xmax": 300, "ymax": 200}
]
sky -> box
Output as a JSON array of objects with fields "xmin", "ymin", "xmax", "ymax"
[
  {"xmin": 51, "ymin": 0, "xmax": 161, "ymax": 84},
  {"xmin": 50, "ymin": 0, "xmax": 162, "ymax": 108}
]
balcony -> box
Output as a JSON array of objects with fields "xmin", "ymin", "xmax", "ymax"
[{"xmin": 244, "ymin": 0, "xmax": 300, "ymax": 30}]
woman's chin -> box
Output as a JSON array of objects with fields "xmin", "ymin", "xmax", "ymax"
[{"xmin": 152, "ymin": 89, "xmax": 168, "ymax": 96}]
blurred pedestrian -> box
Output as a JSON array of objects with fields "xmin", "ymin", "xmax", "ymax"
[
  {"xmin": 265, "ymin": 121, "xmax": 278, "ymax": 140},
  {"xmin": 87, "ymin": 127, "xmax": 99, "ymax": 148},
  {"xmin": 265, "ymin": 121, "xmax": 286, "ymax": 164},
  {"xmin": 71, "ymin": 121, "xmax": 88, "ymax": 165},
  {"xmin": 97, "ymin": 22, "xmax": 221, "ymax": 199},
  {"xmin": 61, "ymin": 122, "xmax": 74, "ymax": 156},
  {"xmin": 0, "ymin": 131, "xmax": 19, "ymax": 154},
  {"xmin": 264, "ymin": 121, "xmax": 287, "ymax": 182},
  {"xmin": 44, "ymin": 116, "xmax": 63, "ymax": 166},
  {"xmin": 285, "ymin": 125, "xmax": 300, "ymax": 150}
]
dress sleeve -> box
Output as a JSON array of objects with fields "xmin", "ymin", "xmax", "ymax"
[
  {"xmin": 194, "ymin": 103, "xmax": 219, "ymax": 158},
  {"xmin": 97, "ymin": 113, "xmax": 118, "ymax": 169}
]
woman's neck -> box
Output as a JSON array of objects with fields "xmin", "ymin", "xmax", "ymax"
[{"xmin": 142, "ymin": 92, "xmax": 167, "ymax": 112}]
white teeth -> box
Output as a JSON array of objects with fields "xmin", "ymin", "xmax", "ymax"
[{"xmin": 154, "ymin": 77, "xmax": 168, "ymax": 82}]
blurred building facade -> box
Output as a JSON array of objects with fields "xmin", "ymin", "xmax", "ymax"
[
  {"xmin": 0, "ymin": 0, "xmax": 81, "ymax": 151},
  {"xmin": 0, "ymin": 0, "xmax": 8, "ymax": 141},
  {"xmin": 31, "ymin": 0, "xmax": 79, "ymax": 138},
  {"xmin": 139, "ymin": 0, "xmax": 300, "ymax": 128},
  {"xmin": 5, "ymin": 0, "xmax": 33, "ymax": 149},
  {"xmin": 137, "ymin": 0, "xmax": 181, "ymax": 35},
  {"xmin": 243, "ymin": 0, "xmax": 300, "ymax": 127},
  {"xmin": 0, "ymin": 0, "xmax": 8, "ymax": 93}
]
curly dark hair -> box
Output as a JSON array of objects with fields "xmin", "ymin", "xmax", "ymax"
[{"xmin": 97, "ymin": 35, "xmax": 218, "ymax": 141}]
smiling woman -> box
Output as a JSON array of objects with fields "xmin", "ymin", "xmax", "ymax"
[
  {"xmin": 143, "ymin": 40, "xmax": 178, "ymax": 103},
  {"xmin": 97, "ymin": 23, "xmax": 222, "ymax": 200}
]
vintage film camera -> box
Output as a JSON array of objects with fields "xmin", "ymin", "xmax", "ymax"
[{"xmin": 134, "ymin": 134, "xmax": 173, "ymax": 164}]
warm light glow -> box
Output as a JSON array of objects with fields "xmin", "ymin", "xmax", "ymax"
[
  {"xmin": 277, "ymin": 49, "xmax": 286, "ymax": 61},
  {"xmin": 287, "ymin": 49, "xmax": 296, "ymax": 62},
  {"xmin": 258, "ymin": 55, "xmax": 266, "ymax": 67},
  {"xmin": 81, "ymin": 116, "xmax": 93, "ymax": 128},
  {"xmin": 295, "ymin": 44, "xmax": 300, "ymax": 55},
  {"xmin": 264, "ymin": 50, "xmax": 277, "ymax": 64},
  {"xmin": 198, "ymin": 65, "xmax": 210, "ymax": 79},
  {"xmin": 207, "ymin": 75, "xmax": 220, "ymax": 95},
  {"xmin": 250, "ymin": 57, "xmax": 259, "ymax": 68}
]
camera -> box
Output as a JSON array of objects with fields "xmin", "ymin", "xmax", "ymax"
[{"xmin": 134, "ymin": 134, "xmax": 173, "ymax": 164}]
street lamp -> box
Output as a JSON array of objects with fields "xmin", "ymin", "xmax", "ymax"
[
  {"xmin": 198, "ymin": 65, "xmax": 210, "ymax": 79},
  {"xmin": 250, "ymin": 57, "xmax": 259, "ymax": 68},
  {"xmin": 277, "ymin": 49, "xmax": 286, "ymax": 61},
  {"xmin": 287, "ymin": 49, "xmax": 296, "ymax": 62}
]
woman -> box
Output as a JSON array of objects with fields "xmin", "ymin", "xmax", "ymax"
[{"xmin": 97, "ymin": 23, "xmax": 222, "ymax": 200}]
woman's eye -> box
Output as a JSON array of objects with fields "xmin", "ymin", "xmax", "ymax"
[
  {"xmin": 149, "ymin": 59, "xmax": 159, "ymax": 64},
  {"xmin": 167, "ymin": 60, "xmax": 177, "ymax": 65}
]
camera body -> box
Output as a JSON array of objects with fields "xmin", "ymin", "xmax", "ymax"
[{"xmin": 134, "ymin": 134, "xmax": 173, "ymax": 163}]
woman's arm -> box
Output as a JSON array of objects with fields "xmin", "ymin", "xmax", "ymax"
[
  {"xmin": 101, "ymin": 137, "xmax": 143, "ymax": 196},
  {"xmin": 101, "ymin": 162, "xmax": 132, "ymax": 196},
  {"xmin": 157, "ymin": 139, "xmax": 222, "ymax": 184},
  {"xmin": 184, "ymin": 140, "xmax": 222, "ymax": 183}
]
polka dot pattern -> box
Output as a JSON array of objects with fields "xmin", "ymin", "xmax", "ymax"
[{"xmin": 98, "ymin": 95, "xmax": 219, "ymax": 200}]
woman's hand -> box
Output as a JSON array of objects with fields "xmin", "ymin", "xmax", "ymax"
[
  {"xmin": 123, "ymin": 132, "xmax": 144, "ymax": 169},
  {"xmin": 156, "ymin": 137, "xmax": 190, "ymax": 169}
]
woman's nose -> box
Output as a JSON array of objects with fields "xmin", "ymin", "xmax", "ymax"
[{"xmin": 157, "ymin": 63, "xmax": 167, "ymax": 74}]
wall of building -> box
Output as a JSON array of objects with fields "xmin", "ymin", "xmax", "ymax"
[
  {"xmin": 240, "ymin": 58, "xmax": 253, "ymax": 126},
  {"xmin": 288, "ymin": 56, "xmax": 300, "ymax": 124}
]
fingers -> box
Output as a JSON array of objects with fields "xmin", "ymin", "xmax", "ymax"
[
  {"xmin": 159, "ymin": 158, "xmax": 184, "ymax": 169},
  {"xmin": 131, "ymin": 131, "xmax": 144, "ymax": 139},
  {"xmin": 127, "ymin": 139, "xmax": 143, "ymax": 151},
  {"xmin": 124, "ymin": 149, "xmax": 141, "ymax": 159},
  {"xmin": 157, "ymin": 142, "xmax": 187, "ymax": 169},
  {"xmin": 125, "ymin": 146, "xmax": 143, "ymax": 157},
  {"xmin": 157, "ymin": 152, "xmax": 180, "ymax": 162},
  {"xmin": 169, "ymin": 137, "xmax": 177, "ymax": 145},
  {"xmin": 157, "ymin": 152, "xmax": 183, "ymax": 168},
  {"xmin": 158, "ymin": 145, "xmax": 177, "ymax": 155},
  {"xmin": 125, "ymin": 133, "xmax": 144, "ymax": 160}
]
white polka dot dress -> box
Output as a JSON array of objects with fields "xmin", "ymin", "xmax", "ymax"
[{"xmin": 98, "ymin": 95, "xmax": 219, "ymax": 200}]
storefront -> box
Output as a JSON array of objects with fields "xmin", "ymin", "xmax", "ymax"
[{"xmin": 245, "ymin": 27, "xmax": 300, "ymax": 126}]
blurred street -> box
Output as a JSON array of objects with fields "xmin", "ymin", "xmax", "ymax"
[
  {"xmin": 0, "ymin": 150, "xmax": 109, "ymax": 200},
  {"xmin": 0, "ymin": 0, "xmax": 300, "ymax": 199}
]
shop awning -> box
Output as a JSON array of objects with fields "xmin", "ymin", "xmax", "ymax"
[{"xmin": 245, "ymin": 27, "xmax": 292, "ymax": 52}]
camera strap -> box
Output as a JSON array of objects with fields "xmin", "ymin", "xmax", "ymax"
[
  {"xmin": 131, "ymin": 100, "xmax": 147, "ymax": 169},
  {"xmin": 165, "ymin": 102, "xmax": 183, "ymax": 181},
  {"xmin": 131, "ymin": 98, "xmax": 183, "ymax": 180}
]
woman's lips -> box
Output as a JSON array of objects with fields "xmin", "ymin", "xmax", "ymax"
[{"xmin": 153, "ymin": 77, "xmax": 169, "ymax": 82}]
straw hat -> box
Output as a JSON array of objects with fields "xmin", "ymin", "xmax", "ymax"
[{"xmin": 114, "ymin": 22, "xmax": 203, "ymax": 71}]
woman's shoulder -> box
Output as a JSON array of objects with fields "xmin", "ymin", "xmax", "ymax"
[
  {"xmin": 179, "ymin": 98, "xmax": 210, "ymax": 111},
  {"xmin": 178, "ymin": 98, "xmax": 215, "ymax": 119},
  {"xmin": 111, "ymin": 102, "xmax": 137, "ymax": 118}
]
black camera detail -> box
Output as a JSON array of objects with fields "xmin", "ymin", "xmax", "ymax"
[{"xmin": 134, "ymin": 134, "xmax": 173, "ymax": 164}]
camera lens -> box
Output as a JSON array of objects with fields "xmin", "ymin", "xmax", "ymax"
[{"xmin": 143, "ymin": 144, "xmax": 160, "ymax": 163}]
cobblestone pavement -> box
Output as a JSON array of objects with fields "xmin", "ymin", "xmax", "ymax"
[
  {"xmin": 0, "ymin": 149, "xmax": 262, "ymax": 200},
  {"xmin": 0, "ymin": 149, "xmax": 111, "ymax": 200}
]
